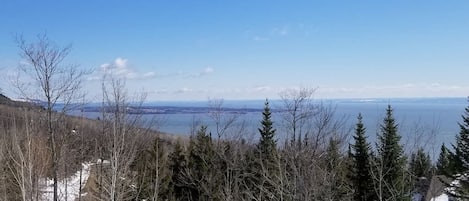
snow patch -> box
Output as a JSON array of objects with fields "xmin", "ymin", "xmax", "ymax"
[
  {"xmin": 431, "ymin": 193, "xmax": 449, "ymax": 201},
  {"xmin": 41, "ymin": 163, "xmax": 91, "ymax": 201}
]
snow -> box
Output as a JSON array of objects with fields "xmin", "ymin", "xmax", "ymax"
[
  {"xmin": 431, "ymin": 193, "xmax": 449, "ymax": 201},
  {"xmin": 96, "ymin": 158, "xmax": 110, "ymax": 164},
  {"xmin": 412, "ymin": 193, "xmax": 422, "ymax": 201},
  {"xmin": 41, "ymin": 163, "xmax": 91, "ymax": 201}
]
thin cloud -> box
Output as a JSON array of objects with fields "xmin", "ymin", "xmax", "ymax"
[
  {"xmin": 175, "ymin": 87, "xmax": 193, "ymax": 94},
  {"xmin": 89, "ymin": 57, "xmax": 156, "ymax": 80},
  {"xmin": 187, "ymin": 67, "xmax": 215, "ymax": 78},
  {"xmin": 272, "ymin": 26, "xmax": 289, "ymax": 36}
]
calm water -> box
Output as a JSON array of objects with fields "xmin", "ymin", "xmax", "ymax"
[{"xmin": 76, "ymin": 98, "xmax": 468, "ymax": 157}]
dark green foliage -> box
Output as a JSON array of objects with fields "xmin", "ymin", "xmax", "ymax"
[
  {"xmin": 436, "ymin": 143, "xmax": 453, "ymax": 175},
  {"xmin": 324, "ymin": 137, "xmax": 350, "ymax": 200},
  {"xmin": 184, "ymin": 126, "xmax": 223, "ymax": 200},
  {"xmin": 349, "ymin": 113, "xmax": 376, "ymax": 201},
  {"xmin": 132, "ymin": 137, "xmax": 170, "ymax": 200},
  {"xmin": 447, "ymin": 98, "xmax": 469, "ymax": 198},
  {"xmin": 167, "ymin": 140, "xmax": 192, "ymax": 200},
  {"xmin": 452, "ymin": 100, "xmax": 469, "ymax": 173},
  {"xmin": 257, "ymin": 99, "xmax": 277, "ymax": 165},
  {"xmin": 409, "ymin": 147, "xmax": 432, "ymax": 179},
  {"xmin": 245, "ymin": 99, "xmax": 280, "ymax": 200},
  {"xmin": 376, "ymin": 105, "xmax": 408, "ymax": 200}
]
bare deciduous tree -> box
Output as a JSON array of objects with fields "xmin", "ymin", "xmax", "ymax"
[
  {"xmin": 208, "ymin": 98, "xmax": 243, "ymax": 141},
  {"xmin": 93, "ymin": 76, "xmax": 150, "ymax": 201},
  {"xmin": 13, "ymin": 34, "xmax": 89, "ymax": 201},
  {"xmin": 279, "ymin": 87, "xmax": 317, "ymax": 148}
]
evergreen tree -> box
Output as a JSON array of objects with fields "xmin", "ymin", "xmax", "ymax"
[
  {"xmin": 257, "ymin": 99, "xmax": 277, "ymax": 162},
  {"xmin": 436, "ymin": 143, "xmax": 452, "ymax": 175},
  {"xmin": 323, "ymin": 137, "xmax": 350, "ymax": 200},
  {"xmin": 448, "ymin": 98, "xmax": 469, "ymax": 198},
  {"xmin": 409, "ymin": 147, "xmax": 432, "ymax": 179},
  {"xmin": 376, "ymin": 105, "xmax": 408, "ymax": 200},
  {"xmin": 349, "ymin": 113, "xmax": 376, "ymax": 201},
  {"xmin": 185, "ymin": 126, "xmax": 222, "ymax": 200},
  {"xmin": 168, "ymin": 140, "xmax": 191, "ymax": 200},
  {"xmin": 132, "ymin": 137, "xmax": 170, "ymax": 200},
  {"xmin": 248, "ymin": 99, "xmax": 279, "ymax": 200},
  {"xmin": 452, "ymin": 100, "xmax": 469, "ymax": 173}
]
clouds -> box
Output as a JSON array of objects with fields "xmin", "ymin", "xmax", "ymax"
[
  {"xmin": 89, "ymin": 57, "xmax": 215, "ymax": 81},
  {"xmin": 89, "ymin": 57, "xmax": 156, "ymax": 80},
  {"xmin": 190, "ymin": 67, "xmax": 214, "ymax": 78},
  {"xmin": 145, "ymin": 82, "xmax": 469, "ymax": 101}
]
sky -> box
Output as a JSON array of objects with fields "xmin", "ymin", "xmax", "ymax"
[{"xmin": 1, "ymin": 1, "xmax": 469, "ymax": 101}]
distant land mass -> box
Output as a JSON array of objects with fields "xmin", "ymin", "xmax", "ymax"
[{"xmin": 72, "ymin": 97, "xmax": 467, "ymax": 115}]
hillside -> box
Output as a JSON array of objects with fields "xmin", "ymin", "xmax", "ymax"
[
  {"xmin": 0, "ymin": 93, "xmax": 42, "ymax": 108},
  {"xmin": 0, "ymin": 93, "xmax": 181, "ymax": 200}
]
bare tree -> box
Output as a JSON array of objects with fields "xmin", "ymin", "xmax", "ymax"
[
  {"xmin": 13, "ymin": 34, "xmax": 88, "ymax": 201},
  {"xmin": 279, "ymin": 87, "xmax": 317, "ymax": 148},
  {"xmin": 277, "ymin": 88, "xmax": 353, "ymax": 200},
  {"xmin": 3, "ymin": 108, "xmax": 50, "ymax": 201},
  {"xmin": 92, "ymin": 76, "xmax": 150, "ymax": 201},
  {"xmin": 208, "ymin": 98, "xmax": 243, "ymax": 141}
]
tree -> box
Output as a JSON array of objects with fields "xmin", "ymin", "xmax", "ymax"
[
  {"xmin": 447, "ymin": 98, "xmax": 469, "ymax": 198},
  {"xmin": 167, "ymin": 140, "xmax": 190, "ymax": 200},
  {"xmin": 184, "ymin": 126, "xmax": 221, "ymax": 200},
  {"xmin": 375, "ymin": 105, "xmax": 408, "ymax": 200},
  {"xmin": 132, "ymin": 137, "xmax": 170, "ymax": 201},
  {"xmin": 100, "ymin": 78, "xmax": 149, "ymax": 201},
  {"xmin": 436, "ymin": 143, "xmax": 452, "ymax": 175},
  {"xmin": 349, "ymin": 113, "xmax": 376, "ymax": 201},
  {"xmin": 321, "ymin": 137, "xmax": 350, "ymax": 200},
  {"xmin": 279, "ymin": 87, "xmax": 316, "ymax": 148},
  {"xmin": 247, "ymin": 99, "xmax": 280, "ymax": 200},
  {"xmin": 14, "ymin": 34, "xmax": 88, "ymax": 201},
  {"xmin": 409, "ymin": 148, "xmax": 432, "ymax": 180},
  {"xmin": 257, "ymin": 99, "xmax": 277, "ymax": 162}
]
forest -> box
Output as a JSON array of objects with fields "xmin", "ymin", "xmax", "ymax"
[{"xmin": 1, "ymin": 36, "xmax": 469, "ymax": 201}]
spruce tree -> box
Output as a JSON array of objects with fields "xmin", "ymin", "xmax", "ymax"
[
  {"xmin": 257, "ymin": 99, "xmax": 277, "ymax": 160},
  {"xmin": 376, "ymin": 105, "xmax": 408, "ymax": 200},
  {"xmin": 409, "ymin": 147, "xmax": 432, "ymax": 180},
  {"xmin": 168, "ymin": 140, "xmax": 190, "ymax": 200},
  {"xmin": 132, "ymin": 137, "xmax": 170, "ymax": 200},
  {"xmin": 436, "ymin": 143, "xmax": 452, "ymax": 175},
  {"xmin": 448, "ymin": 98, "xmax": 469, "ymax": 198},
  {"xmin": 251, "ymin": 99, "xmax": 279, "ymax": 200},
  {"xmin": 349, "ymin": 113, "xmax": 376, "ymax": 201},
  {"xmin": 452, "ymin": 100, "xmax": 469, "ymax": 173},
  {"xmin": 186, "ymin": 126, "xmax": 222, "ymax": 200},
  {"xmin": 324, "ymin": 137, "xmax": 350, "ymax": 200}
]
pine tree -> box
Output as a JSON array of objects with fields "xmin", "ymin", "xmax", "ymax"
[
  {"xmin": 376, "ymin": 105, "xmax": 408, "ymax": 200},
  {"xmin": 436, "ymin": 143, "xmax": 452, "ymax": 175},
  {"xmin": 349, "ymin": 113, "xmax": 376, "ymax": 201}
]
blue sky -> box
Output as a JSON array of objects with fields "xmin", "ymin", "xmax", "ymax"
[{"xmin": 1, "ymin": 1, "xmax": 469, "ymax": 101}]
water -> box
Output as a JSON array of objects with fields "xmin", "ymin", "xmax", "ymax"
[{"xmin": 74, "ymin": 98, "xmax": 468, "ymax": 157}]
